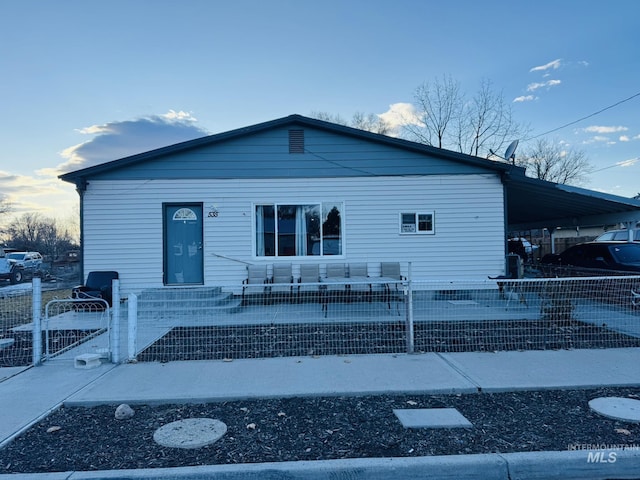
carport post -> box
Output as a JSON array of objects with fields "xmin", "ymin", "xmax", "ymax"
[
  {"xmin": 405, "ymin": 262, "xmax": 414, "ymax": 354},
  {"xmin": 32, "ymin": 277, "xmax": 42, "ymax": 366}
]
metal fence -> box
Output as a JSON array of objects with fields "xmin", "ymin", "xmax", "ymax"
[
  {"xmin": 2, "ymin": 274, "xmax": 639, "ymax": 370},
  {"xmin": 132, "ymin": 275, "xmax": 640, "ymax": 363},
  {"xmin": 41, "ymin": 297, "xmax": 112, "ymax": 363},
  {"xmin": 0, "ymin": 278, "xmax": 115, "ymax": 369},
  {"xmin": 0, "ymin": 286, "xmax": 38, "ymax": 368}
]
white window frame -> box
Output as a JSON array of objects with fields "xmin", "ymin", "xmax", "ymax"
[
  {"xmin": 399, "ymin": 211, "xmax": 435, "ymax": 235},
  {"xmin": 253, "ymin": 201, "xmax": 345, "ymax": 258}
]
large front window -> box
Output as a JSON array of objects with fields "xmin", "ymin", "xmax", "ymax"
[{"xmin": 255, "ymin": 202, "xmax": 343, "ymax": 257}]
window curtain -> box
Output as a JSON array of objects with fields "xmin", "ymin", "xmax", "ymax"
[
  {"xmin": 295, "ymin": 205, "xmax": 307, "ymax": 256},
  {"xmin": 256, "ymin": 205, "xmax": 265, "ymax": 256}
]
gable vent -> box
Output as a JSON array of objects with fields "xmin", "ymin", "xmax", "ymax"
[{"xmin": 289, "ymin": 129, "xmax": 304, "ymax": 154}]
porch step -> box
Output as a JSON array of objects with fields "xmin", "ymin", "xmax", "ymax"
[
  {"xmin": 137, "ymin": 287, "xmax": 243, "ymax": 318},
  {"xmin": 139, "ymin": 287, "xmax": 223, "ymax": 301}
]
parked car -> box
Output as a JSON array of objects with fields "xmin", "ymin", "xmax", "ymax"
[
  {"xmin": 508, "ymin": 237, "xmax": 538, "ymax": 261},
  {"xmin": 594, "ymin": 228, "xmax": 640, "ymax": 242},
  {"xmin": 540, "ymin": 242, "xmax": 640, "ymax": 273},
  {"xmin": 0, "ymin": 251, "xmax": 44, "ymax": 284}
]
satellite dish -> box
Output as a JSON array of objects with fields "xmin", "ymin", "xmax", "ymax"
[
  {"xmin": 489, "ymin": 140, "xmax": 519, "ymax": 164},
  {"xmin": 504, "ymin": 140, "xmax": 519, "ymax": 164}
]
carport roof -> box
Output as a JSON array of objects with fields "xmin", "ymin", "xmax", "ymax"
[{"xmin": 505, "ymin": 174, "xmax": 640, "ymax": 231}]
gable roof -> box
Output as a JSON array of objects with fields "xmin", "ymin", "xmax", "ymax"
[
  {"xmin": 59, "ymin": 114, "xmax": 516, "ymax": 183},
  {"xmin": 59, "ymin": 113, "xmax": 640, "ymax": 231}
]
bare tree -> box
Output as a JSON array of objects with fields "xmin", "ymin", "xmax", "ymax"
[
  {"xmin": 0, "ymin": 196, "xmax": 11, "ymax": 216},
  {"xmin": 459, "ymin": 79, "xmax": 524, "ymax": 157},
  {"xmin": 404, "ymin": 76, "xmax": 527, "ymax": 158},
  {"xmin": 350, "ymin": 112, "xmax": 392, "ymax": 135},
  {"xmin": 311, "ymin": 111, "xmax": 391, "ymax": 135},
  {"xmin": 6, "ymin": 212, "xmax": 42, "ymax": 249},
  {"xmin": 515, "ymin": 138, "xmax": 593, "ymax": 185},
  {"xmin": 0, "ymin": 196, "xmax": 12, "ymax": 240},
  {"xmin": 403, "ymin": 75, "xmax": 462, "ymax": 148},
  {"xmin": 3, "ymin": 212, "xmax": 77, "ymax": 258}
]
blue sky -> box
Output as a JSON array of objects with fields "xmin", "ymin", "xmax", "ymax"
[{"xmin": 1, "ymin": 0, "xmax": 639, "ymax": 223}]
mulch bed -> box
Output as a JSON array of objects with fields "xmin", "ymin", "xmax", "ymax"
[
  {"xmin": 0, "ymin": 387, "xmax": 638, "ymax": 473},
  {"xmin": 137, "ymin": 320, "xmax": 640, "ymax": 362},
  {"xmin": 2, "ymin": 318, "xmax": 639, "ymax": 473}
]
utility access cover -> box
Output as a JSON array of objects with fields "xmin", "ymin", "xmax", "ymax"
[
  {"xmin": 589, "ymin": 397, "xmax": 640, "ymax": 423},
  {"xmin": 394, "ymin": 408, "xmax": 473, "ymax": 429},
  {"xmin": 154, "ymin": 418, "xmax": 227, "ymax": 449}
]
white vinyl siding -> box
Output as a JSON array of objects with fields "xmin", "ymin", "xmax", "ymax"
[{"xmin": 82, "ymin": 174, "xmax": 505, "ymax": 295}]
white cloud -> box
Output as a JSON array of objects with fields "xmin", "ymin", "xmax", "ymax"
[
  {"xmin": 620, "ymin": 135, "xmax": 630, "ymax": 142},
  {"xmin": 0, "ymin": 109, "xmax": 209, "ymax": 222},
  {"xmin": 527, "ymin": 80, "xmax": 561, "ymax": 92},
  {"xmin": 377, "ymin": 103, "xmax": 423, "ymax": 135},
  {"xmin": 513, "ymin": 95, "xmax": 535, "ymax": 103},
  {"xmin": 53, "ymin": 110, "xmax": 209, "ymax": 176},
  {"xmin": 584, "ymin": 125, "xmax": 628, "ymax": 134},
  {"xmin": 583, "ymin": 135, "xmax": 611, "ymax": 144},
  {"xmin": 162, "ymin": 110, "xmax": 198, "ymax": 122},
  {"xmin": 530, "ymin": 59, "xmax": 562, "ymax": 72},
  {"xmin": 0, "ymin": 169, "xmax": 75, "ymax": 219}
]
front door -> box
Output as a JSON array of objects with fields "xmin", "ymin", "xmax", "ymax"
[{"xmin": 164, "ymin": 204, "xmax": 203, "ymax": 285}]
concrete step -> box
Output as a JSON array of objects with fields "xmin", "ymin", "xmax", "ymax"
[
  {"xmin": 139, "ymin": 286, "xmax": 222, "ymax": 301},
  {"xmin": 137, "ymin": 293, "xmax": 236, "ymax": 309},
  {"xmin": 137, "ymin": 287, "xmax": 243, "ymax": 316}
]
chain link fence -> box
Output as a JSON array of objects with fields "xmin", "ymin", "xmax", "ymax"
[
  {"xmin": 0, "ymin": 279, "xmax": 114, "ymax": 369},
  {"xmin": 2, "ymin": 273, "xmax": 640, "ymax": 370},
  {"xmin": 133, "ymin": 274, "xmax": 640, "ymax": 362}
]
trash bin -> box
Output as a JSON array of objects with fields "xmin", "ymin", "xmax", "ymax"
[{"xmin": 506, "ymin": 253, "xmax": 523, "ymax": 279}]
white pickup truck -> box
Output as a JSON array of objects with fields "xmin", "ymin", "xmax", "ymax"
[{"xmin": 0, "ymin": 251, "xmax": 44, "ymax": 284}]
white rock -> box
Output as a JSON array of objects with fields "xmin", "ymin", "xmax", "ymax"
[{"xmin": 115, "ymin": 403, "xmax": 135, "ymax": 420}]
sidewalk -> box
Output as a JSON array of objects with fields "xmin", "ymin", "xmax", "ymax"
[{"xmin": 1, "ymin": 348, "xmax": 640, "ymax": 479}]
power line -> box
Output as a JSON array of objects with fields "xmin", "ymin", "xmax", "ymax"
[
  {"xmin": 526, "ymin": 91, "xmax": 640, "ymax": 141},
  {"xmin": 591, "ymin": 157, "xmax": 640, "ymax": 173}
]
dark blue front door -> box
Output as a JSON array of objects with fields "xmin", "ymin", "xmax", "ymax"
[{"xmin": 164, "ymin": 204, "xmax": 203, "ymax": 285}]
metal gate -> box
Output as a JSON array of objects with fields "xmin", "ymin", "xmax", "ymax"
[{"xmin": 41, "ymin": 298, "xmax": 112, "ymax": 363}]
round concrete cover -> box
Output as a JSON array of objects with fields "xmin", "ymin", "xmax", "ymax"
[
  {"xmin": 154, "ymin": 418, "xmax": 227, "ymax": 449},
  {"xmin": 589, "ymin": 397, "xmax": 640, "ymax": 423}
]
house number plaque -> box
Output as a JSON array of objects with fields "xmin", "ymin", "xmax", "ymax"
[{"xmin": 207, "ymin": 204, "xmax": 219, "ymax": 218}]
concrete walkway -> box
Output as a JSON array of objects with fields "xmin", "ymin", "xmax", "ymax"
[{"xmin": 1, "ymin": 348, "xmax": 640, "ymax": 479}]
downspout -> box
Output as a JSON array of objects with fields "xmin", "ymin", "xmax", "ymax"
[
  {"xmin": 76, "ymin": 178, "xmax": 87, "ymax": 283},
  {"xmin": 501, "ymin": 170, "xmax": 511, "ymax": 275}
]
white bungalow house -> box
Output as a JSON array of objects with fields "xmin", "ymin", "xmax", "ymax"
[{"xmin": 59, "ymin": 114, "xmax": 640, "ymax": 296}]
